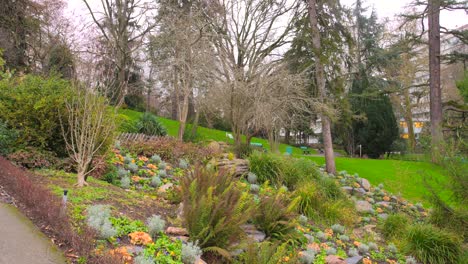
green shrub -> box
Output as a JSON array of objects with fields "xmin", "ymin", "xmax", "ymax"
[
  {"xmin": 380, "ymin": 213, "xmax": 409, "ymax": 240},
  {"xmin": 253, "ymin": 193, "xmax": 298, "ymax": 241},
  {"xmin": 248, "ymin": 152, "xmax": 320, "ymax": 189},
  {"xmin": 290, "ymin": 181, "xmax": 356, "ymax": 226},
  {"xmin": 234, "ymin": 242, "xmax": 297, "ymax": 264},
  {"xmin": 404, "ymin": 224, "xmax": 461, "ymax": 264},
  {"xmin": 136, "ymin": 112, "xmax": 167, "ymax": 136},
  {"xmin": 86, "ymin": 205, "xmax": 117, "ymax": 239},
  {"xmin": 0, "ymin": 120, "xmax": 18, "ymax": 155},
  {"xmin": 109, "ymin": 216, "xmax": 147, "ymax": 237},
  {"xmin": 234, "ymin": 143, "xmax": 253, "ymax": 158},
  {"xmin": 7, "ymin": 147, "xmax": 59, "ymax": 169},
  {"xmin": 124, "ymin": 94, "xmax": 146, "ymax": 112},
  {"xmin": 180, "ymin": 166, "xmax": 255, "ymax": 258},
  {"xmin": 0, "ymin": 74, "xmax": 72, "ymax": 156}
]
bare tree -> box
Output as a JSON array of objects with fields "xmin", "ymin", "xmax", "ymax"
[
  {"xmin": 308, "ymin": 0, "xmax": 336, "ymax": 174},
  {"xmin": 82, "ymin": 0, "xmax": 156, "ymax": 103},
  {"xmin": 204, "ymin": 0, "xmax": 300, "ymax": 147},
  {"xmin": 61, "ymin": 84, "xmax": 117, "ymax": 187}
]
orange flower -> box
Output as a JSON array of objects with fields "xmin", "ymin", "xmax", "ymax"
[
  {"xmin": 132, "ymin": 176, "xmax": 142, "ymax": 182},
  {"xmin": 325, "ymin": 228, "xmax": 334, "ymax": 237},
  {"xmin": 383, "ymin": 196, "xmax": 390, "ymax": 201},
  {"xmin": 166, "ymin": 165, "xmax": 172, "ymax": 170},
  {"xmin": 110, "ymin": 246, "xmax": 132, "ymax": 262},
  {"xmin": 128, "ymin": 232, "xmax": 153, "ymax": 245},
  {"xmin": 307, "ymin": 243, "xmax": 320, "ymax": 252},
  {"xmin": 363, "ymin": 258, "xmax": 372, "ymax": 264},
  {"xmin": 147, "ymin": 164, "xmax": 158, "ymax": 170},
  {"xmin": 386, "ymin": 259, "xmax": 397, "ymax": 264},
  {"xmin": 353, "ymin": 241, "xmax": 361, "ymax": 247},
  {"xmin": 138, "ymin": 156, "xmax": 149, "ymax": 162},
  {"xmin": 320, "ymin": 243, "xmax": 330, "ymax": 250},
  {"xmin": 283, "ymin": 256, "xmax": 290, "ymax": 262},
  {"xmin": 376, "ymin": 207, "xmax": 383, "ymax": 213}
]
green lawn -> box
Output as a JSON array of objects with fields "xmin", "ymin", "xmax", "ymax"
[
  {"xmin": 119, "ymin": 108, "xmax": 450, "ymax": 205},
  {"xmin": 305, "ymin": 156, "xmax": 450, "ymax": 205},
  {"xmin": 118, "ymin": 108, "xmax": 314, "ymax": 155}
]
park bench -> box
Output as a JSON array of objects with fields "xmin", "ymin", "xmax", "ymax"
[
  {"xmin": 300, "ymin": 146, "xmax": 311, "ymax": 155},
  {"xmin": 250, "ymin": 142, "xmax": 266, "ymax": 152}
]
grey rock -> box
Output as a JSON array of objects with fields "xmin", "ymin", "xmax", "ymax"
[
  {"xmin": 355, "ymin": 188, "xmax": 367, "ymax": 197},
  {"xmin": 241, "ymin": 224, "xmax": 266, "ymax": 242},
  {"xmin": 360, "ymin": 178, "xmax": 371, "ymax": 191},
  {"xmin": 158, "ymin": 183, "xmax": 173, "ymax": 193},
  {"xmin": 376, "ymin": 201, "xmax": 390, "ymax": 207},
  {"xmin": 378, "ymin": 213, "xmax": 389, "ymax": 220},
  {"xmin": 346, "ymin": 256, "xmax": 363, "ymax": 264},
  {"xmin": 355, "ymin": 200, "xmax": 372, "ymax": 213},
  {"xmin": 342, "ymin": 186, "xmax": 353, "ymax": 195},
  {"xmin": 326, "ymin": 255, "xmax": 346, "ymax": 264}
]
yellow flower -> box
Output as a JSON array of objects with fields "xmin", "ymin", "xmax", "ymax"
[
  {"xmin": 283, "ymin": 256, "xmax": 290, "ymax": 262},
  {"xmin": 376, "ymin": 208, "xmax": 383, "ymax": 213},
  {"xmin": 170, "ymin": 251, "xmax": 176, "ymax": 256}
]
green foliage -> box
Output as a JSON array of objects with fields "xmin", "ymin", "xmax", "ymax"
[
  {"xmin": 404, "ymin": 224, "xmax": 461, "ymax": 264},
  {"xmin": 456, "ymin": 71, "xmax": 468, "ymax": 103},
  {"xmin": 46, "ymin": 43, "xmax": 74, "ymax": 79},
  {"xmin": 151, "ymin": 176, "xmax": 162, "ymax": 187},
  {"xmin": 247, "ymin": 172, "xmax": 258, "ymax": 184},
  {"xmin": 109, "ymin": 216, "xmax": 147, "ymax": 237},
  {"xmin": 136, "ymin": 112, "xmax": 167, "ymax": 136},
  {"xmin": 146, "ymin": 215, "xmax": 166, "ymax": 237},
  {"xmin": 0, "ymin": 74, "xmax": 72, "ymax": 155},
  {"xmin": 299, "ymin": 248, "xmax": 316, "ymax": 264},
  {"xmin": 253, "ymin": 192, "xmax": 298, "ymax": 241},
  {"xmin": 124, "ymin": 94, "xmax": 146, "ymax": 112},
  {"xmin": 180, "ymin": 166, "xmax": 255, "ymax": 257},
  {"xmin": 380, "ymin": 213, "xmax": 409, "ymax": 240},
  {"xmin": 248, "ymin": 152, "xmax": 320, "ymax": 189},
  {"xmin": 121, "ymin": 177, "xmax": 130, "ymax": 189},
  {"xmin": 0, "ymin": 120, "xmax": 18, "ymax": 155},
  {"xmin": 234, "ymin": 242, "xmax": 297, "ymax": 264},
  {"xmin": 290, "ymin": 180, "xmax": 356, "ymax": 226},
  {"xmin": 234, "ymin": 143, "xmax": 253, "ymax": 158},
  {"xmin": 143, "ymin": 234, "xmax": 183, "ymax": 263},
  {"xmin": 7, "ymin": 147, "xmax": 59, "ymax": 169}
]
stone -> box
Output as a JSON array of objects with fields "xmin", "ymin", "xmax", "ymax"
[
  {"xmin": 355, "ymin": 200, "xmax": 372, "ymax": 213},
  {"xmin": 346, "ymin": 255, "xmax": 363, "ymax": 264},
  {"xmin": 360, "ymin": 178, "xmax": 371, "ymax": 191},
  {"xmin": 158, "ymin": 183, "xmax": 173, "ymax": 193},
  {"xmin": 217, "ymin": 158, "xmax": 249, "ymax": 177},
  {"xmin": 194, "ymin": 257, "xmax": 207, "ymax": 264},
  {"xmin": 376, "ymin": 201, "xmax": 390, "ymax": 207},
  {"xmin": 354, "ymin": 188, "xmax": 367, "ymax": 197},
  {"xmin": 166, "ymin": 227, "xmax": 188, "ymax": 236},
  {"xmin": 326, "ymin": 255, "xmax": 346, "ymax": 264},
  {"xmin": 241, "ymin": 224, "xmax": 266, "ymax": 242},
  {"xmin": 207, "ymin": 141, "xmax": 222, "ymax": 153},
  {"xmin": 378, "ymin": 213, "xmax": 389, "ymax": 220}
]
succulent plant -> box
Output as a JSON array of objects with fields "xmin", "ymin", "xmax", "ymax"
[
  {"xmin": 304, "ymin": 234, "xmax": 314, "ymax": 243},
  {"xmin": 388, "ymin": 243, "xmax": 397, "ymax": 253},
  {"xmin": 124, "ymin": 154, "xmax": 133, "ymax": 164},
  {"xmin": 378, "ymin": 183, "xmax": 384, "ymax": 189},
  {"xmin": 179, "ymin": 159, "xmax": 189, "ymax": 169},
  {"xmin": 134, "ymin": 254, "xmax": 154, "ymax": 264},
  {"xmin": 128, "ymin": 163, "xmax": 139, "ymax": 173},
  {"xmin": 348, "ymin": 248, "xmax": 359, "ymax": 257},
  {"xmin": 181, "ymin": 241, "xmax": 202, "ymax": 264},
  {"xmin": 146, "ymin": 215, "xmax": 166, "ymax": 237},
  {"xmin": 405, "ymin": 256, "xmax": 417, "ymax": 264},
  {"xmin": 358, "ymin": 243, "xmax": 369, "ymax": 254},
  {"xmin": 159, "ymin": 161, "xmax": 167, "ymax": 170},
  {"xmin": 299, "ymin": 248, "xmax": 316, "ymax": 264},
  {"xmin": 150, "ymin": 176, "xmax": 162, "ymax": 187},
  {"xmin": 368, "ymin": 242, "xmax": 378, "ymax": 251},
  {"xmin": 86, "ymin": 205, "xmax": 116, "ymax": 239},
  {"xmin": 331, "ymin": 224, "xmax": 345, "ymax": 234},
  {"xmin": 157, "ymin": 169, "xmax": 167, "ymax": 178},
  {"xmin": 150, "ymin": 154, "xmax": 162, "ymax": 164},
  {"xmin": 326, "ymin": 247, "xmax": 337, "ymax": 255},
  {"xmin": 298, "ymin": 215, "xmax": 308, "ymax": 225},
  {"xmin": 338, "ymin": 234, "xmax": 350, "ymax": 242},
  {"xmin": 361, "ymin": 217, "xmax": 371, "ymax": 223},
  {"xmin": 121, "ymin": 177, "xmax": 130, "ymax": 189},
  {"xmin": 316, "ymin": 231, "xmax": 327, "ymax": 241},
  {"xmin": 250, "ymin": 184, "xmax": 260, "ymax": 193},
  {"xmin": 247, "ymin": 172, "xmax": 257, "ymax": 184},
  {"xmin": 117, "ymin": 168, "xmax": 129, "ymax": 178}
]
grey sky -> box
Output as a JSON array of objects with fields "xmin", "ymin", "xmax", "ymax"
[{"xmin": 340, "ymin": 0, "xmax": 467, "ymax": 29}]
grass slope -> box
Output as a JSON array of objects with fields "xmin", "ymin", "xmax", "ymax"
[
  {"xmin": 119, "ymin": 109, "xmax": 449, "ymax": 205},
  {"xmin": 118, "ymin": 108, "xmax": 314, "ymax": 155},
  {"xmin": 305, "ymin": 156, "xmax": 450, "ymax": 205}
]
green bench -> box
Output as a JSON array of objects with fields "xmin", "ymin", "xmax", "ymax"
[
  {"xmin": 300, "ymin": 146, "xmax": 311, "ymax": 155},
  {"xmin": 250, "ymin": 142, "xmax": 266, "ymax": 152}
]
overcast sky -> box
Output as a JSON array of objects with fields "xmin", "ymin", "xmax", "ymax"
[{"xmin": 341, "ymin": 0, "xmax": 467, "ymax": 29}]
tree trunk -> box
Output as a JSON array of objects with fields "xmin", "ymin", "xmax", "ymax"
[
  {"xmin": 308, "ymin": 0, "xmax": 336, "ymax": 174},
  {"xmin": 178, "ymin": 93, "xmax": 189, "ymax": 141},
  {"xmin": 191, "ymin": 109, "xmax": 200, "ymax": 138},
  {"xmin": 428, "ymin": 0, "xmax": 443, "ymax": 162},
  {"xmin": 285, "ymin": 128, "xmax": 291, "ymax": 144},
  {"xmin": 76, "ymin": 164, "xmax": 89, "ymax": 187},
  {"xmin": 403, "ymin": 88, "xmax": 416, "ymax": 152}
]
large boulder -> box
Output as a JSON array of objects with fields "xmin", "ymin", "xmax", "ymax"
[
  {"xmin": 360, "ymin": 178, "xmax": 371, "ymax": 191},
  {"xmin": 355, "ymin": 200, "xmax": 372, "ymax": 213},
  {"xmin": 326, "ymin": 255, "xmax": 346, "ymax": 264}
]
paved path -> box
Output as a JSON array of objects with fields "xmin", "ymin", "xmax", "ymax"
[{"xmin": 0, "ymin": 203, "xmax": 66, "ymax": 264}]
